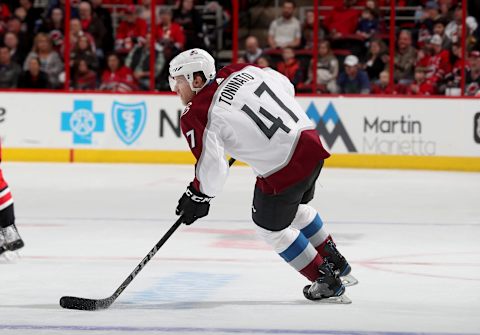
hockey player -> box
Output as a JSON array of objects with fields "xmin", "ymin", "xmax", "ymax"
[
  {"xmin": 0, "ymin": 144, "xmax": 24, "ymax": 257},
  {"xmin": 169, "ymin": 49, "xmax": 353, "ymax": 301}
]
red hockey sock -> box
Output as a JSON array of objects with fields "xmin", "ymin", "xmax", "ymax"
[
  {"xmin": 315, "ymin": 235, "xmax": 334, "ymax": 257},
  {"xmin": 299, "ymin": 254, "xmax": 324, "ymax": 281}
]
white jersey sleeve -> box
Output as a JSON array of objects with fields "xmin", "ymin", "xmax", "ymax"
[{"xmin": 195, "ymin": 117, "xmax": 230, "ymax": 197}]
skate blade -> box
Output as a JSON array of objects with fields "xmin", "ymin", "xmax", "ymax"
[
  {"xmin": 341, "ymin": 274, "xmax": 358, "ymax": 287},
  {"xmin": 313, "ymin": 294, "xmax": 352, "ymax": 304},
  {"xmin": 0, "ymin": 251, "xmax": 21, "ymax": 263}
]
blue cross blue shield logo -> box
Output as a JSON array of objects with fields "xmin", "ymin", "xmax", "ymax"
[
  {"xmin": 112, "ymin": 101, "xmax": 147, "ymax": 145},
  {"xmin": 61, "ymin": 100, "xmax": 104, "ymax": 144}
]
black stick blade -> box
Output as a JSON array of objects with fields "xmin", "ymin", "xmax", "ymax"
[{"xmin": 60, "ymin": 296, "xmax": 98, "ymax": 310}]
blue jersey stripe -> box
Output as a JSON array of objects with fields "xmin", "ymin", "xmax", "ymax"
[
  {"xmin": 279, "ymin": 233, "xmax": 309, "ymax": 262},
  {"xmin": 301, "ymin": 214, "xmax": 323, "ymax": 239}
]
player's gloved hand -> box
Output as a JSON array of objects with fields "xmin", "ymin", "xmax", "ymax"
[{"xmin": 175, "ymin": 183, "xmax": 213, "ymax": 225}]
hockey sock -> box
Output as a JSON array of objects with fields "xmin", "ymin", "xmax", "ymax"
[
  {"xmin": 256, "ymin": 225, "xmax": 324, "ymax": 281},
  {"xmin": 314, "ymin": 235, "xmax": 335, "ymax": 257},
  {"xmin": 291, "ymin": 205, "xmax": 331, "ymax": 254}
]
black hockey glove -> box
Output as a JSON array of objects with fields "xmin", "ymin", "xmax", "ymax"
[{"xmin": 175, "ymin": 183, "xmax": 213, "ymax": 225}]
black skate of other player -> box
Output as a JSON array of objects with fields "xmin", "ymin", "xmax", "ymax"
[
  {"xmin": 0, "ymin": 150, "xmax": 24, "ymax": 256},
  {"xmin": 0, "ymin": 204, "xmax": 24, "ymax": 256},
  {"xmin": 0, "ymin": 202, "xmax": 24, "ymax": 256}
]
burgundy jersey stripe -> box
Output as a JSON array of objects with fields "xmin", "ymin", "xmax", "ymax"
[{"xmin": 256, "ymin": 129, "xmax": 330, "ymax": 195}]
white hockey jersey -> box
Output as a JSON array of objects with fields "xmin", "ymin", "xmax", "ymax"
[{"xmin": 180, "ymin": 64, "xmax": 330, "ymax": 197}]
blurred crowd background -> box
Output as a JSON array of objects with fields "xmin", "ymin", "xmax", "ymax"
[{"xmin": 0, "ymin": 0, "xmax": 479, "ymax": 96}]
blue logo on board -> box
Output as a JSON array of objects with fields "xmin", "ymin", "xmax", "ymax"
[
  {"xmin": 112, "ymin": 101, "xmax": 147, "ymax": 145},
  {"xmin": 306, "ymin": 101, "xmax": 357, "ymax": 152},
  {"xmin": 61, "ymin": 100, "xmax": 104, "ymax": 144}
]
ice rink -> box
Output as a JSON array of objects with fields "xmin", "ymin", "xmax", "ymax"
[{"xmin": 0, "ymin": 162, "xmax": 479, "ymax": 335}]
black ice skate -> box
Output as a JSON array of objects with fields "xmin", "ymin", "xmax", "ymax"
[
  {"xmin": 0, "ymin": 224, "xmax": 24, "ymax": 255},
  {"xmin": 0, "ymin": 232, "xmax": 4, "ymax": 256},
  {"xmin": 303, "ymin": 260, "xmax": 350, "ymax": 304},
  {"xmin": 322, "ymin": 239, "xmax": 358, "ymax": 287}
]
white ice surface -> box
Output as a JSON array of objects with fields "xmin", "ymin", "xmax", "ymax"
[{"xmin": 0, "ymin": 162, "xmax": 479, "ymax": 335}]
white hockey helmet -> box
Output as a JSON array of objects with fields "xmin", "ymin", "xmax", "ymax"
[{"xmin": 169, "ymin": 48, "xmax": 216, "ymax": 93}]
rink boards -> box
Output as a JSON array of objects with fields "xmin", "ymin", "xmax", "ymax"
[{"xmin": 0, "ymin": 91, "xmax": 479, "ymax": 171}]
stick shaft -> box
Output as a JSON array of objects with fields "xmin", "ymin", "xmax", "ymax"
[
  {"xmin": 110, "ymin": 216, "xmax": 183, "ymax": 301},
  {"xmin": 61, "ymin": 158, "xmax": 237, "ymax": 310},
  {"xmin": 105, "ymin": 158, "xmax": 236, "ymax": 302}
]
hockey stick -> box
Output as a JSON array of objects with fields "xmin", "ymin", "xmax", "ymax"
[
  {"xmin": 59, "ymin": 158, "xmax": 236, "ymax": 311},
  {"xmin": 59, "ymin": 216, "xmax": 183, "ymax": 310}
]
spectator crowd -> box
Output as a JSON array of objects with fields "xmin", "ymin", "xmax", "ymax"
[
  {"xmin": 0, "ymin": 0, "xmax": 220, "ymax": 91},
  {"xmin": 0, "ymin": 0, "xmax": 479, "ymax": 96},
  {"xmin": 241, "ymin": 0, "xmax": 480, "ymax": 96}
]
